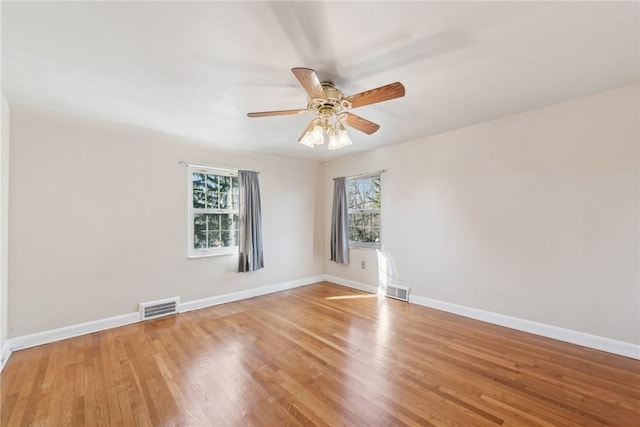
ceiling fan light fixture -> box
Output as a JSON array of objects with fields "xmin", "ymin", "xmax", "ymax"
[
  {"xmin": 299, "ymin": 130, "xmax": 316, "ymax": 148},
  {"xmin": 310, "ymin": 124, "xmax": 325, "ymax": 145},
  {"xmin": 327, "ymin": 134, "xmax": 340, "ymax": 150},
  {"xmin": 337, "ymin": 126, "xmax": 352, "ymax": 148},
  {"xmin": 299, "ymin": 119, "xmax": 325, "ymax": 148}
]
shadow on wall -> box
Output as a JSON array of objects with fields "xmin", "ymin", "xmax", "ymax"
[{"xmin": 376, "ymin": 245, "xmax": 399, "ymax": 295}]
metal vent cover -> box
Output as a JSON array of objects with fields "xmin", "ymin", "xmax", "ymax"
[
  {"xmin": 384, "ymin": 285, "xmax": 410, "ymax": 302},
  {"xmin": 139, "ymin": 297, "xmax": 179, "ymax": 320}
]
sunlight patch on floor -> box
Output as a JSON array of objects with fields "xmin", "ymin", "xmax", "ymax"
[{"xmin": 325, "ymin": 294, "xmax": 378, "ymax": 300}]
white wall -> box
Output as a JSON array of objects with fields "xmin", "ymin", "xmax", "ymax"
[
  {"xmin": 325, "ymin": 84, "xmax": 639, "ymax": 345},
  {"xmin": 8, "ymin": 106, "xmax": 324, "ymax": 337},
  {"xmin": 1, "ymin": 95, "xmax": 10, "ymax": 354}
]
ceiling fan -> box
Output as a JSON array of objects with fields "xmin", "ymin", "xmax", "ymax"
[{"xmin": 247, "ymin": 68, "xmax": 405, "ymax": 150}]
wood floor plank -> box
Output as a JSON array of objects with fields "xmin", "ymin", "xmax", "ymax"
[{"xmin": 1, "ymin": 282, "xmax": 639, "ymax": 426}]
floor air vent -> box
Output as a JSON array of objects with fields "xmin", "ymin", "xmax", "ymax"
[
  {"xmin": 139, "ymin": 297, "xmax": 179, "ymax": 320},
  {"xmin": 384, "ymin": 285, "xmax": 410, "ymax": 302}
]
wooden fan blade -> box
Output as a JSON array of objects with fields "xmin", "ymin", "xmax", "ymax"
[
  {"xmin": 298, "ymin": 120, "xmax": 316, "ymax": 141},
  {"xmin": 291, "ymin": 67, "xmax": 327, "ymax": 100},
  {"xmin": 247, "ymin": 109, "xmax": 306, "ymax": 118},
  {"xmin": 345, "ymin": 112, "xmax": 380, "ymax": 135},
  {"xmin": 345, "ymin": 82, "xmax": 405, "ymax": 109}
]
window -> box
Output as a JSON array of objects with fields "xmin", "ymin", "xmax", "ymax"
[
  {"xmin": 347, "ymin": 174, "xmax": 381, "ymax": 248},
  {"xmin": 188, "ymin": 166, "xmax": 239, "ymax": 257}
]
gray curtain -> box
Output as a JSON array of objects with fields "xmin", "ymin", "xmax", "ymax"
[
  {"xmin": 238, "ymin": 170, "xmax": 264, "ymax": 272},
  {"xmin": 330, "ymin": 177, "xmax": 350, "ymax": 264}
]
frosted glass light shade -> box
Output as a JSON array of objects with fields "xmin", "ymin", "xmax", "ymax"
[
  {"xmin": 310, "ymin": 125, "xmax": 324, "ymax": 145},
  {"xmin": 299, "ymin": 120, "xmax": 353, "ymax": 149},
  {"xmin": 299, "ymin": 131, "xmax": 315, "ymax": 148},
  {"xmin": 337, "ymin": 128, "xmax": 352, "ymax": 148},
  {"xmin": 328, "ymin": 134, "xmax": 339, "ymax": 150}
]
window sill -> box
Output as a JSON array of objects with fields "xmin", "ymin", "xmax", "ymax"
[
  {"xmin": 188, "ymin": 250, "xmax": 238, "ymax": 259},
  {"xmin": 349, "ymin": 245, "xmax": 381, "ymax": 251}
]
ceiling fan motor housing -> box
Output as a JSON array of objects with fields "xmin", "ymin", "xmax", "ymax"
[{"xmin": 307, "ymin": 82, "xmax": 351, "ymax": 116}]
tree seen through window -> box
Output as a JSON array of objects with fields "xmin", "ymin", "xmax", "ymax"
[
  {"xmin": 347, "ymin": 175, "xmax": 381, "ymax": 247},
  {"xmin": 191, "ymin": 172, "xmax": 239, "ymax": 250}
]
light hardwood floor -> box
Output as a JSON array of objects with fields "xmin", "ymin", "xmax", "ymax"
[{"xmin": 1, "ymin": 282, "xmax": 639, "ymax": 426}]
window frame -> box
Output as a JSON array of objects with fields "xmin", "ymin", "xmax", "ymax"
[
  {"xmin": 187, "ymin": 165, "xmax": 239, "ymax": 258},
  {"xmin": 347, "ymin": 173, "xmax": 382, "ymax": 250}
]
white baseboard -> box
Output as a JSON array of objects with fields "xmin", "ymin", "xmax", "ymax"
[
  {"xmin": 178, "ymin": 275, "xmax": 325, "ymax": 313},
  {"xmin": 9, "ymin": 312, "xmax": 140, "ymax": 353},
  {"xmin": 323, "ymin": 275, "xmax": 379, "ymax": 294},
  {"xmin": 410, "ymin": 295, "xmax": 640, "ymax": 360},
  {"xmin": 324, "ymin": 275, "xmax": 639, "ymax": 360},
  {"xmin": 3, "ymin": 275, "xmax": 636, "ymax": 373},
  {"xmin": 2, "ymin": 275, "xmax": 325, "ymax": 370},
  {"xmin": 0, "ymin": 339, "xmax": 11, "ymax": 372}
]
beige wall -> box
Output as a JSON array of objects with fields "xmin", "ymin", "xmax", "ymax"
[
  {"xmin": 324, "ymin": 84, "xmax": 640, "ymax": 344},
  {"xmin": 6, "ymin": 84, "xmax": 639, "ymax": 346},
  {"xmin": 8, "ymin": 106, "xmax": 324, "ymax": 337},
  {"xmin": 1, "ymin": 95, "xmax": 9, "ymax": 349}
]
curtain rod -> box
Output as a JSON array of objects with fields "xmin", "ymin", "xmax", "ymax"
[
  {"xmin": 342, "ymin": 169, "xmax": 387, "ymax": 180},
  {"xmin": 179, "ymin": 162, "xmax": 259, "ymax": 174}
]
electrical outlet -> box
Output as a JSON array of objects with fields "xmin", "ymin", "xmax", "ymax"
[{"xmin": 361, "ymin": 260, "xmax": 366, "ymax": 269}]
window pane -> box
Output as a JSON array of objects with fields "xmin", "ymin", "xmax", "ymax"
[
  {"xmin": 207, "ymin": 231, "xmax": 221, "ymax": 247},
  {"xmin": 192, "ymin": 173, "xmax": 205, "ymax": 190},
  {"xmin": 206, "ymin": 190, "xmax": 219, "ymax": 209},
  {"xmin": 231, "ymin": 176, "xmax": 239, "ymax": 190},
  {"xmin": 194, "ymin": 214, "xmax": 207, "ymax": 248},
  {"xmin": 215, "ymin": 221, "xmax": 239, "ymax": 247},
  {"xmin": 358, "ymin": 180, "xmax": 366, "ymax": 208},
  {"xmin": 193, "ymin": 190, "xmax": 205, "ymax": 208},
  {"xmin": 371, "ymin": 213, "xmax": 380, "ymax": 228},
  {"xmin": 371, "ymin": 177, "xmax": 381, "ymax": 208},
  {"xmin": 349, "ymin": 227, "xmax": 359, "ymax": 242},
  {"xmin": 194, "ymin": 214, "xmax": 206, "ymax": 230},
  {"xmin": 361, "ymin": 180, "xmax": 370, "ymax": 209},
  {"xmin": 349, "ymin": 213, "xmax": 363, "ymax": 229},
  {"xmin": 348, "ymin": 180, "xmax": 359, "ymax": 209},
  {"xmin": 363, "ymin": 213, "xmax": 372, "ymax": 228},
  {"xmin": 218, "ymin": 191, "xmax": 230, "ymax": 209},
  {"xmin": 221, "ymin": 230, "xmax": 231, "ymax": 247},
  {"xmin": 349, "ymin": 215, "xmax": 366, "ymax": 242},
  {"xmin": 232, "ymin": 190, "xmax": 239, "ymax": 210},
  {"xmin": 213, "ymin": 176, "xmax": 231, "ymax": 209},
  {"xmin": 207, "ymin": 214, "xmax": 220, "ymax": 231},
  {"xmin": 206, "ymin": 174, "xmax": 218, "ymax": 192},
  {"xmin": 219, "ymin": 214, "xmax": 228, "ymax": 230},
  {"xmin": 219, "ymin": 176, "xmax": 231, "ymax": 193},
  {"xmin": 194, "ymin": 231, "xmax": 207, "ymax": 249}
]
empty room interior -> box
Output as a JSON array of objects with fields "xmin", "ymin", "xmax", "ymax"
[{"xmin": 0, "ymin": 1, "xmax": 639, "ymax": 426}]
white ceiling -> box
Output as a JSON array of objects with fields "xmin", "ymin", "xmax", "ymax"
[{"xmin": 2, "ymin": 1, "xmax": 638, "ymax": 161}]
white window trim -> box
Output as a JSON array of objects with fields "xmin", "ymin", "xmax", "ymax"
[
  {"xmin": 187, "ymin": 166, "xmax": 239, "ymax": 258},
  {"xmin": 347, "ymin": 174, "xmax": 382, "ymax": 250}
]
